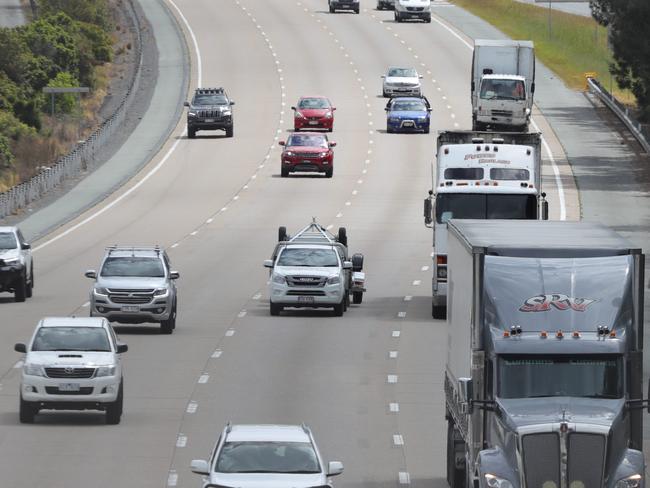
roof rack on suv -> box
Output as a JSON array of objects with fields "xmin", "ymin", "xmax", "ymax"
[
  {"xmin": 196, "ymin": 87, "xmax": 225, "ymax": 94},
  {"xmin": 284, "ymin": 219, "xmax": 338, "ymax": 246},
  {"xmin": 105, "ymin": 245, "xmax": 161, "ymax": 256}
]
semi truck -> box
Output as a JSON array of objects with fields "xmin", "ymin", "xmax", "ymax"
[
  {"xmin": 444, "ymin": 219, "xmax": 647, "ymax": 488},
  {"xmin": 424, "ymin": 131, "xmax": 547, "ymax": 319},
  {"xmin": 471, "ymin": 40, "xmax": 535, "ymax": 132}
]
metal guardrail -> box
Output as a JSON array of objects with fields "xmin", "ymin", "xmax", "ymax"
[
  {"xmin": 0, "ymin": 0, "xmax": 144, "ymax": 219},
  {"xmin": 586, "ymin": 76, "xmax": 650, "ymax": 153}
]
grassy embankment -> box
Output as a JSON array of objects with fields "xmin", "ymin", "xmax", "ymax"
[{"xmin": 452, "ymin": 0, "xmax": 632, "ymax": 102}]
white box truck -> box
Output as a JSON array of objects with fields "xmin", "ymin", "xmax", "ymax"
[
  {"xmin": 471, "ymin": 40, "xmax": 535, "ymax": 132},
  {"xmin": 423, "ymin": 131, "xmax": 547, "ymax": 319}
]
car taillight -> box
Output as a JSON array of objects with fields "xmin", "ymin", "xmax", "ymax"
[{"xmin": 436, "ymin": 255, "xmax": 447, "ymax": 265}]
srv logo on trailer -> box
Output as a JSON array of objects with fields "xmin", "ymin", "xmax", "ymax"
[{"xmin": 519, "ymin": 294, "xmax": 597, "ymax": 312}]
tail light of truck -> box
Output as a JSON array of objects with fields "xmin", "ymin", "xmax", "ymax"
[
  {"xmin": 436, "ymin": 255, "xmax": 447, "ymax": 265},
  {"xmin": 436, "ymin": 255, "xmax": 447, "ymax": 281}
]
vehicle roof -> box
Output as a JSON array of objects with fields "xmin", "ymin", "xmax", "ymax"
[
  {"xmin": 437, "ymin": 186, "xmax": 536, "ymax": 195},
  {"xmin": 474, "ymin": 39, "xmax": 534, "ymax": 48},
  {"xmin": 39, "ymin": 316, "xmax": 107, "ymax": 328},
  {"xmin": 390, "ymin": 97, "xmax": 426, "ymax": 102},
  {"xmin": 482, "ymin": 74, "xmax": 526, "ymax": 81},
  {"xmin": 226, "ymin": 424, "xmax": 312, "ymax": 443},
  {"xmin": 448, "ymin": 220, "xmax": 640, "ymax": 257},
  {"xmin": 105, "ymin": 248, "xmax": 162, "ymax": 258},
  {"xmin": 298, "ymin": 95, "xmax": 329, "ymax": 100},
  {"xmin": 288, "ymin": 132, "xmax": 328, "ymax": 137},
  {"xmin": 280, "ymin": 244, "xmax": 337, "ymax": 250},
  {"xmin": 0, "ymin": 226, "xmax": 18, "ymax": 233},
  {"xmin": 387, "ymin": 66, "xmax": 417, "ymax": 71}
]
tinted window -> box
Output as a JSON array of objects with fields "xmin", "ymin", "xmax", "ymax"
[
  {"xmin": 287, "ymin": 135, "xmax": 328, "ymax": 147},
  {"xmin": 392, "ymin": 101, "xmax": 426, "ymax": 111},
  {"xmin": 194, "ymin": 94, "xmax": 228, "ymax": 105},
  {"xmin": 216, "ymin": 441, "xmax": 320, "ymax": 474},
  {"xmin": 444, "ymin": 168, "xmax": 484, "ymax": 180},
  {"xmin": 298, "ymin": 98, "xmax": 330, "ymax": 109},
  {"xmin": 435, "ymin": 194, "xmax": 537, "ymax": 223},
  {"xmin": 0, "ymin": 232, "xmax": 17, "ymax": 250},
  {"xmin": 277, "ymin": 248, "xmax": 339, "ymax": 267},
  {"xmin": 32, "ymin": 327, "xmax": 111, "ymax": 352},
  {"xmin": 490, "ymin": 168, "xmax": 530, "ymax": 180},
  {"xmin": 101, "ymin": 257, "xmax": 165, "ymax": 277},
  {"xmin": 388, "ymin": 68, "xmax": 417, "ymax": 77}
]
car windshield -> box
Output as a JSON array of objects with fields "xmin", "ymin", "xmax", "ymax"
[
  {"xmin": 32, "ymin": 327, "xmax": 111, "ymax": 352},
  {"xmin": 0, "ymin": 232, "xmax": 17, "ymax": 250},
  {"xmin": 298, "ymin": 98, "xmax": 330, "ymax": 109},
  {"xmin": 215, "ymin": 441, "xmax": 321, "ymax": 474},
  {"xmin": 498, "ymin": 355, "xmax": 623, "ymax": 399},
  {"xmin": 392, "ymin": 100, "xmax": 426, "ymax": 112},
  {"xmin": 388, "ymin": 68, "xmax": 417, "ymax": 77},
  {"xmin": 277, "ymin": 248, "xmax": 339, "ymax": 267},
  {"xmin": 480, "ymin": 79, "xmax": 526, "ymax": 101},
  {"xmin": 436, "ymin": 194, "xmax": 537, "ymax": 223},
  {"xmin": 101, "ymin": 257, "xmax": 165, "ymax": 277},
  {"xmin": 193, "ymin": 94, "xmax": 228, "ymax": 105},
  {"xmin": 287, "ymin": 135, "xmax": 328, "ymax": 148}
]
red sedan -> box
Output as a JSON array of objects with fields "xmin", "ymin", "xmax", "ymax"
[
  {"xmin": 279, "ymin": 133, "xmax": 336, "ymax": 178},
  {"xmin": 292, "ymin": 96, "xmax": 336, "ymax": 132}
]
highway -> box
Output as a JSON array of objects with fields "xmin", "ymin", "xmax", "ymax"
[{"xmin": 0, "ymin": 1, "xmax": 643, "ymax": 487}]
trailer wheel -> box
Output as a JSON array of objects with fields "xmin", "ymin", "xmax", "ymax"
[
  {"xmin": 278, "ymin": 226, "xmax": 288, "ymax": 242},
  {"xmin": 432, "ymin": 303, "xmax": 446, "ymax": 320},
  {"xmin": 447, "ymin": 420, "xmax": 467, "ymax": 488},
  {"xmin": 352, "ymin": 291, "xmax": 363, "ymax": 304},
  {"xmin": 337, "ymin": 227, "xmax": 347, "ymax": 247}
]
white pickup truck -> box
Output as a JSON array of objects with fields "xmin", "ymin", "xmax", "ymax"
[{"xmin": 264, "ymin": 221, "xmax": 365, "ymax": 316}]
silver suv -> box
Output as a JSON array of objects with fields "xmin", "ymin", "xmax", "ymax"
[
  {"xmin": 0, "ymin": 226, "xmax": 34, "ymax": 302},
  {"xmin": 85, "ymin": 246, "xmax": 179, "ymax": 334},
  {"xmin": 190, "ymin": 424, "xmax": 344, "ymax": 487}
]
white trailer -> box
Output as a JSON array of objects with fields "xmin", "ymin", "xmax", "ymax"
[
  {"xmin": 424, "ymin": 131, "xmax": 547, "ymax": 319},
  {"xmin": 471, "ymin": 40, "xmax": 535, "ymax": 132}
]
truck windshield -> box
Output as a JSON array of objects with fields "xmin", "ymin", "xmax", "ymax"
[
  {"xmin": 480, "ymin": 79, "xmax": 526, "ymax": 101},
  {"xmin": 498, "ymin": 355, "xmax": 623, "ymax": 399},
  {"xmin": 436, "ymin": 194, "xmax": 536, "ymax": 223}
]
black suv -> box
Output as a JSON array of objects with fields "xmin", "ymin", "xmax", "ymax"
[{"xmin": 184, "ymin": 87, "xmax": 234, "ymax": 138}]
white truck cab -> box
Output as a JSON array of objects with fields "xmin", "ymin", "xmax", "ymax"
[
  {"xmin": 394, "ymin": 0, "xmax": 431, "ymax": 22},
  {"xmin": 424, "ymin": 131, "xmax": 547, "ymax": 319}
]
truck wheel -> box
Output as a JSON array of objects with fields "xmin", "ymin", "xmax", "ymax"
[
  {"xmin": 270, "ymin": 303, "xmax": 282, "ymax": 316},
  {"xmin": 352, "ymin": 291, "xmax": 363, "ymax": 304},
  {"xmin": 26, "ymin": 264, "xmax": 34, "ymax": 298},
  {"xmin": 278, "ymin": 226, "xmax": 288, "ymax": 241},
  {"xmin": 447, "ymin": 420, "xmax": 466, "ymax": 488},
  {"xmin": 19, "ymin": 396, "xmax": 38, "ymax": 424},
  {"xmin": 14, "ymin": 273, "xmax": 26, "ymax": 302},
  {"xmin": 226, "ymin": 126, "xmax": 234, "ymax": 138},
  {"xmin": 351, "ymin": 253, "xmax": 364, "ymax": 271},
  {"xmin": 337, "ymin": 227, "xmax": 347, "ymax": 247},
  {"xmin": 333, "ymin": 300, "xmax": 344, "ymax": 316},
  {"xmin": 105, "ymin": 381, "xmax": 123, "ymax": 425},
  {"xmin": 432, "ymin": 303, "xmax": 446, "ymax": 320},
  {"xmin": 188, "ymin": 128, "xmax": 196, "ymax": 139}
]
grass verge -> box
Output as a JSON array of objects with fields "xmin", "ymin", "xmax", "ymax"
[{"xmin": 451, "ymin": 0, "xmax": 632, "ymax": 102}]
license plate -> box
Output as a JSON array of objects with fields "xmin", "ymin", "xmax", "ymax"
[
  {"xmin": 121, "ymin": 305, "xmax": 139, "ymax": 313},
  {"xmin": 308, "ymin": 120, "xmax": 319, "ymax": 125},
  {"xmin": 302, "ymin": 160, "xmax": 313, "ymax": 164},
  {"xmin": 404, "ymin": 122, "xmax": 414, "ymax": 127},
  {"xmin": 204, "ymin": 118, "xmax": 214, "ymax": 123},
  {"xmin": 297, "ymin": 296, "xmax": 315, "ymax": 303},
  {"xmin": 59, "ymin": 383, "xmax": 80, "ymax": 392}
]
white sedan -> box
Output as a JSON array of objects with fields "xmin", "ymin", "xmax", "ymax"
[{"xmin": 381, "ymin": 66, "xmax": 422, "ymax": 97}]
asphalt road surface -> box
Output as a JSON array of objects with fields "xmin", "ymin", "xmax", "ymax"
[{"xmin": 0, "ymin": 1, "xmax": 643, "ymax": 488}]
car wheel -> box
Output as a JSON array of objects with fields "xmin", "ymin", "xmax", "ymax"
[
  {"xmin": 354, "ymin": 7, "xmax": 360, "ymax": 13},
  {"xmin": 387, "ymin": 126, "xmax": 394, "ymax": 134},
  {"xmin": 281, "ymin": 167, "xmax": 289, "ymax": 177},
  {"xmin": 425, "ymin": 15, "xmax": 431, "ymax": 23},
  {"xmin": 270, "ymin": 303, "xmax": 282, "ymax": 316},
  {"xmin": 377, "ymin": 3, "xmax": 383, "ymax": 10},
  {"xmin": 424, "ymin": 125, "xmax": 430, "ymax": 134},
  {"xmin": 188, "ymin": 128, "xmax": 196, "ymax": 139},
  {"xmin": 329, "ymin": 5, "xmax": 335, "ymax": 13},
  {"xmin": 333, "ymin": 300, "xmax": 345, "ymax": 316},
  {"xmin": 160, "ymin": 311, "xmax": 175, "ymax": 334},
  {"xmin": 337, "ymin": 227, "xmax": 347, "ymax": 247},
  {"xmin": 325, "ymin": 168, "xmax": 333, "ymax": 178},
  {"xmin": 105, "ymin": 381, "xmax": 123, "ymax": 425},
  {"xmin": 432, "ymin": 303, "xmax": 446, "ymax": 320},
  {"xmin": 226, "ymin": 126, "xmax": 234, "ymax": 138},
  {"xmin": 19, "ymin": 395, "xmax": 38, "ymax": 424},
  {"xmin": 382, "ymin": 90, "xmax": 388, "ymax": 98},
  {"xmin": 353, "ymin": 291, "xmax": 363, "ymax": 304},
  {"xmin": 14, "ymin": 273, "xmax": 26, "ymax": 302},
  {"xmin": 25, "ymin": 264, "xmax": 33, "ymax": 298},
  {"xmin": 327, "ymin": 127, "xmax": 333, "ymax": 133}
]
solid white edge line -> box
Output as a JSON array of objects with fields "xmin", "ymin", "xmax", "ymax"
[
  {"xmin": 430, "ymin": 14, "xmax": 567, "ymax": 220},
  {"xmin": 34, "ymin": 0, "xmax": 203, "ymax": 252}
]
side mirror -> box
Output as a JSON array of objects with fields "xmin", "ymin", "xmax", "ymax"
[
  {"xmin": 116, "ymin": 343, "xmax": 128, "ymax": 354},
  {"xmin": 647, "ymin": 378, "xmax": 650, "ymax": 414},
  {"xmin": 531, "ymin": 82, "xmax": 535, "ymax": 94},
  {"xmin": 327, "ymin": 461, "xmax": 344, "ymax": 476},
  {"xmin": 332, "ymin": 107, "xmax": 337, "ymax": 111},
  {"xmin": 381, "ymin": 75, "xmax": 386, "ymax": 78},
  {"xmin": 291, "ymin": 106, "xmax": 296, "ymax": 110},
  {"xmin": 170, "ymin": 271, "xmax": 180, "ymax": 280},
  {"xmin": 14, "ymin": 343, "xmax": 26, "ymax": 353},
  {"xmin": 427, "ymin": 108, "xmax": 432, "ymax": 112},
  {"xmin": 541, "ymin": 193, "xmax": 549, "ymax": 221},
  {"xmin": 343, "ymin": 261, "xmax": 353, "ymax": 270},
  {"xmin": 419, "ymin": 75, "xmax": 423, "ymax": 79},
  {"xmin": 263, "ymin": 259, "xmax": 274, "ymax": 268},
  {"xmin": 21, "ymin": 243, "xmax": 31, "ymax": 250},
  {"xmin": 458, "ymin": 377, "xmax": 473, "ymax": 414},
  {"xmin": 384, "ymin": 107, "xmax": 389, "ymax": 111},
  {"xmin": 230, "ymin": 101, "xmax": 235, "ymax": 105},
  {"xmin": 329, "ymin": 142, "xmax": 337, "ymax": 147},
  {"xmin": 190, "ymin": 459, "xmax": 210, "ymax": 476},
  {"xmin": 471, "ymin": 81, "xmax": 475, "ymax": 92},
  {"xmin": 279, "ymin": 141, "xmax": 286, "ymax": 146},
  {"xmin": 424, "ymin": 191, "xmax": 433, "ymax": 226},
  {"xmin": 85, "ymin": 270, "xmax": 97, "ymax": 279},
  {"xmin": 183, "ymin": 101, "xmax": 190, "ymax": 107}
]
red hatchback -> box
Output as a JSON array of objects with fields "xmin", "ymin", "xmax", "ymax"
[
  {"xmin": 279, "ymin": 133, "xmax": 336, "ymax": 178},
  {"xmin": 292, "ymin": 96, "xmax": 336, "ymax": 132}
]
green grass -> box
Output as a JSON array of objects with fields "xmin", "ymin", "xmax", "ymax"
[{"xmin": 452, "ymin": 0, "xmax": 631, "ymax": 101}]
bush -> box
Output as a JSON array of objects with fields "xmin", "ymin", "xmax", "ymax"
[{"xmin": 46, "ymin": 72, "xmax": 80, "ymax": 114}]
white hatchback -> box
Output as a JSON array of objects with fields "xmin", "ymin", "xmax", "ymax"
[{"xmin": 14, "ymin": 316, "xmax": 128, "ymax": 424}]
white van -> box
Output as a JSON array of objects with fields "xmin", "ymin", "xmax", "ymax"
[{"xmin": 394, "ymin": 0, "xmax": 431, "ymax": 22}]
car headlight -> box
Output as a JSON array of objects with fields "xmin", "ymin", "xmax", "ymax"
[
  {"xmin": 284, "ymin": 151, "xmax": 294, "ymax": 157},
  {"xmin": 153, "ymin": 288, "xmax": 168, "ymax": 296},
  {"xmin": 325, "ymin": 112, "xmax": 333, "ymax": 119},
  {"xmin": 295, "ymin": 112, "xmax": 305, "ymax": 119},
  {"xmin": 327, "ymin": 276, "xmax": 341, "ymax": 285},
  {"xmin": 95, "ymin": 365, "xmax": 117, "ymax": 377},
  {"xmin": 222, "ymin": 110, "xmax": 232, "ymax": 116},
  {"xmin": 23, "ymin": 363, "xmax": 45, "ymax": 377},
  {"xmin": 615, "ymin": 474, "xmax": 642, "ymax": 488},
  {"xmin": 2, "ymin": 257, "xmax": 20, "ymax": 264},
  {"xmin": 188, "ymin": 112, "xmax": 196, "ymax": 117},
  {"xmin": 484, "ymin": 474, "xmax": 513, "ymax": 488},
  {"xmin": 94, "ymin": 287, "xmax": 109, "ymax": 295},
  {"xmin": 272, "ymin": 274, "xmax": 286, "ymax": 284},
  {"xmin": 320, "ymin": 151, "xmax": 329, "ymax": 156}
]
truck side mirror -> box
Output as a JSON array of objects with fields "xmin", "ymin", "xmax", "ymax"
[
  {"xmin": 183, "ymin": 101, "xmax": 189, "ymax": 107},
  {"xmin": 458, "ymin": 377, "xmax": 473, "ymax": 414},
  {"xmin": 424, "ymin": 190, "xmax": 433, "ymax": 226},
  {"xmin": 647, "ymin": 378, "xmax": 650, "ymax": 414},
  {"xmin": 540, "ymin": 192, "xmax": 549, "ymax": 221},
  {"xmin": 471, "ymin": 81, "xmax": 475, "ymax": 92},
  {"xmin": 531, "ymin": 82, "xmax": 535, "ymax": 94}
]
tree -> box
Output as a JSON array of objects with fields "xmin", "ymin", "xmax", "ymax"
[{"xmin": 590, "ymin": 0, "xmax": 650, "ymax": 120}]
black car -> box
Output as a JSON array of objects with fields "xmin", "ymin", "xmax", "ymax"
[{"xmin": 184, "ymin": 87, "xmax": 234, "ymax": 138}]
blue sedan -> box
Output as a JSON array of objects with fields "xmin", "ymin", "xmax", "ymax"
[{"xmin": 385, "ymin": 96, "xmax": 431, "ymax": 133}]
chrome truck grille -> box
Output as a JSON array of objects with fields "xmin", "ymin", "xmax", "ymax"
[
  {"xmin": 108, "ymin": 288, "xmax": 154, "ymax": 304},
  {"xmin": 522, "ymin": 432, "xmax": 606, "ymax": 487}
]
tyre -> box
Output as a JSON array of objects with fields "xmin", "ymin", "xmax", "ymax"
[
  {"xmin": 352, "ymin": 291, "xmax": 363, "ymax": 304},
  {"xmin": 270, "ymin": 303, "xmax": 282, "ymax": 316},
  {"xmin": 424, "ymin": 125, "xmax": 430, "ymax": 134},
  {"xmin": 188, "ymin": 127, "xmax": 196, "ymax": 139},
  {"xmin": 281, "ymin": 167, "xmax": 289, "ymax": 177},
  {"xmin": 19, "ymin": 395, "xmax": 38, "ymax": 424},
  {"xmin": 351, "ymin": 253, "xmax": 364, "ymax": 271},
  {"xmin": 329, "ymin": 5, "xmax": 335, "ymax": 13},
  {"xmin": 354, "ymin": 7, "xmax": 359, "ymax": 13},
  {"xmin": 327, "ymin": 127, "xmax": 333, "ymax": 132},
  {"xmin": 226, "ymin": 125, "xmax": 234, "ymax": 138},
  {"xmin": 382, "ymin": 90, "xmax": 388, "ymax": 98},
  {"xmin": 160, "ymin": 307, "xmax": 175, "ymax": 334},
  {"xmin": 333, "ymin": 300, "xmax": 344, "ymax": 316},
  {"xmin": 278, "ymin": 226, "xmax": 288, "ymax": 242},
  {"xmin": 343, "ymin": 294, "xmax": 349, "ymax": 312},
  {"xmin": 395, "ymin": 12, "xmax": 401, "ymax": 22},
  {"xmin": 105, "ymin": 381, "xmax": 123, "ymax": 425},
  {"xmin": 14, "ymin": 273, "xmax": 26, "ymax": 302},
  {"xmin": 387, "ymin": 126, "xmax": 394, "ymax": 134},
  {"xmin": 425, "ymin": 15, "xmax": 431, "ymax": 23},
  {"xmin": 432, "ymin": 303, "xmax": 446, "ymax": 320},
  {"xmin": 337, "ymin": 227, "xmax": 347, "ymax": 247},
  {"xmin": 447, "ymin": 419, "xmax": 467, "ymax": 488},
  {"xmin": 377, "ymin": 2, "xmax": 383, "ymax": 10},
  {"xmin": 325, "ymin": 168, "xmax": 333, "ymax": 178},
  {"xmin": 26, "ymin": 264, "xmax": 33, "ymax": 298}
]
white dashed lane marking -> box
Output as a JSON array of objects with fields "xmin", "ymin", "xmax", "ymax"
[
  {"xmin": 392, "ymin": 330, "xmax": 401, "ymax": 338},
  {"xmin": 399, "ymin": 472, "xmax": 411, "ymax": 485},
  {"xmin": 393, "ymin": 434, "xmax": 404, "ymax": 446},
  {"xmin": 211, "ymin": 349, "xmax": 222, "ymax": 359},
  {"xmin": 186, "ymin": 401, "xmax": 198, "ymax": 414},
  {"xmin": 397, "ymin": 311, "xmax": 407, "ymax": 318},
  {"xmin": 176, "ymin": 434, "xmax": 187, "ymax": 448},
  {"xmin": 198, "ymin": 374, "xmax": 209, "ymax": 384},
  {"xmin": 167, "ymin": 471, "xmax": 178, "ymax": 487},
  {"xmin": 390, "ymin": 403, "xmax": 400, "ymax": 413},
  {"xmin": 225, "ymin": 329, "xmax": 235, "ymax": 337},
  {"xmin": 387, "ymin": 375, "xmax": 398, "ymax": 383},
  {"xmin": 389, "ymin": 351, "xmax": 398, "ymax": 359}
]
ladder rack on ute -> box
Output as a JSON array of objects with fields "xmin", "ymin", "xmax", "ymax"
[{"xmin": 279, "ymin": 218, "xmax": 347, "ymax": 247}]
